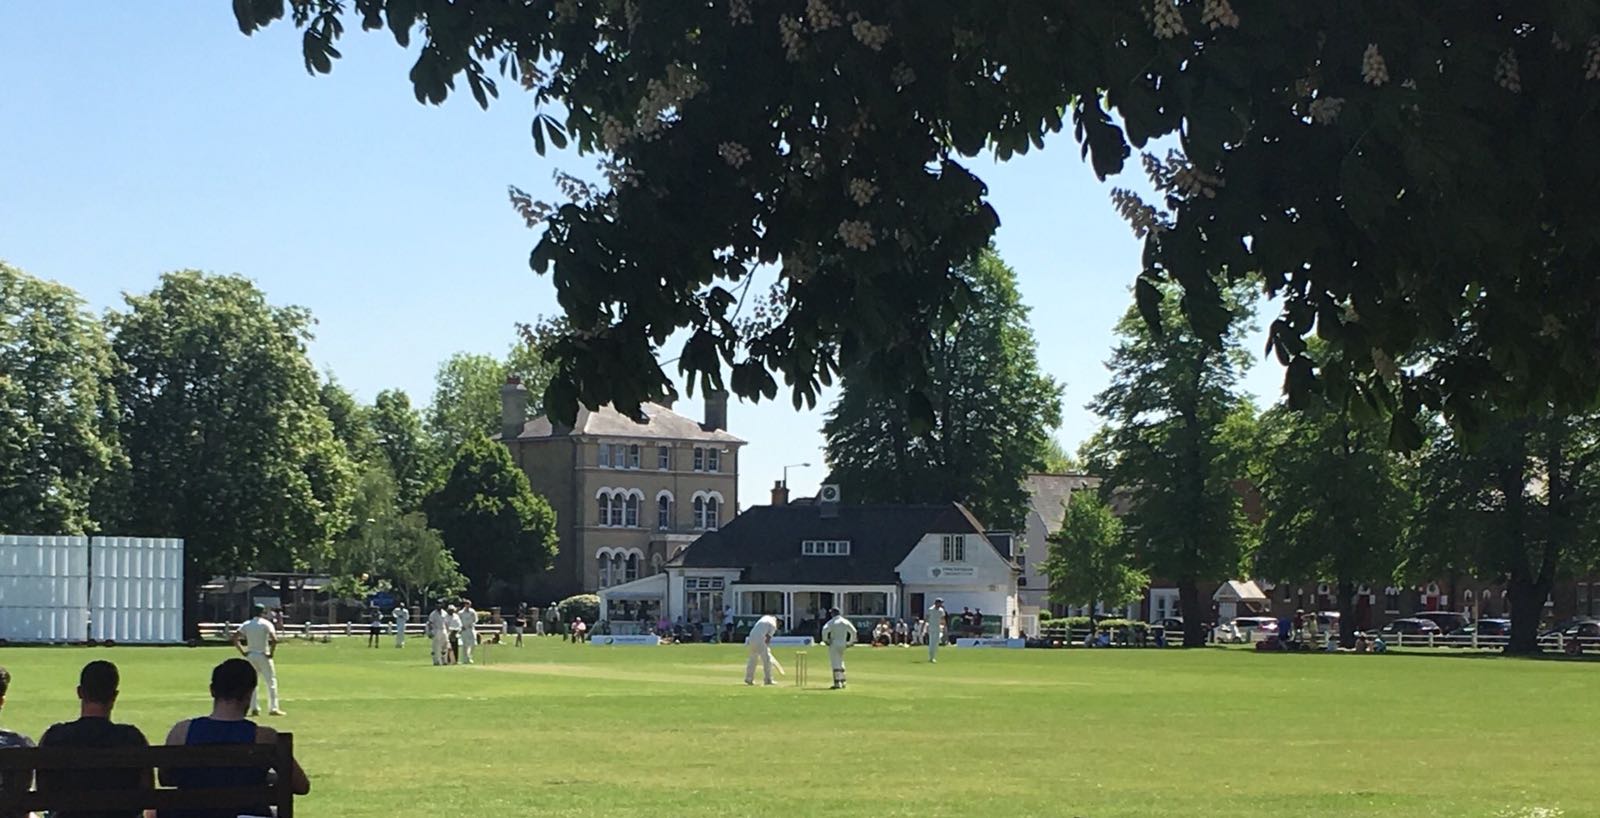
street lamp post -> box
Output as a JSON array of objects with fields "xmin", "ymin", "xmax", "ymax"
[{"xmin": 782, "ymin": 462, "xmax": 812, "ymax": 488}]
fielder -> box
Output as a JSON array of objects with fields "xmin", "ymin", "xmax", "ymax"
[
  {"xmin": 459, "ymin": 600, "xmax": 479, "ymax": 664},
  {"xmin": 744, "ymin": 614, "xmax": 781, "ymax": 686},
  {"xmin": 393, "ymin": 604, "xmax": 409, "ymax": 648},
  {"xmin": 445, "ymin": 605, "xmax": 463, "ymax": 664},
  {"xmin": 926, "ymin": 598, "xmax": 949, "ymax": 663},
  {"xmin": 232, "ymin": 605, "xmax": 285, "ymax": 716},
  {"xmin": 428, "ymin": 602, "xmax": 448, "ymax": 665},
  {"xmin": 821, "ymin": 608, "xmax": 857, "ymax": 689}
]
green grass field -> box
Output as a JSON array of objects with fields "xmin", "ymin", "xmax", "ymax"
[{"xmin": 0, "ymin": 639, "xmax": 1594, "ymax": 817}]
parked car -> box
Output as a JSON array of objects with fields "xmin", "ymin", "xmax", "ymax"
[
  {"xmin": 1379, "ymin": 617, "xmax": 1444, "ymax": 637},
  {"xmin": 1410, "ymin": 611, "xmax": 1471, "ymax": 633},
  {"xmin": 1215, "ymin": 616, "xmax": 1278, "ymax": 644},
  {"xmin": 1455, "ymin": 618, "xmax": 1512, "ymax": 638},
  {"xmin": 1151, "ymin": 617, "xmax": 1185, "ymax": 632},
  {"xmin": 1541, "ymin": 616, "xmax": 1600, "ymax": 638}
]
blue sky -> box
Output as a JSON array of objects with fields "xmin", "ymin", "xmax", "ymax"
[{"xmin": 0, "ymin": 5, "xmax": 1284, "ymax": 508}]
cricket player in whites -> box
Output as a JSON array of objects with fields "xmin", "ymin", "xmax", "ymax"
[
  {"xmin": 744, "ymin": 614, "xmax": 781, "ymax": 686},
  {"xmin": 926, "ymin": 598, "xmax": 949, "ymax": 663},
  {"xmin": 427, "ymin": 602, "xmax": 448, "ymax": 665},
  {"xmin": 821, "ymin": 608, "xmax": 857, "ymax": 689},
  {"xmin": 232, "ymin": 605, "xmax": 285, "ymax": 716},
  {"xmin": 393, "ymin": 603, "xmax": 409, "ymax": 648},
  {"xmin": 459, "ymin": 600, "xmax": 479, "ymax": 664}
]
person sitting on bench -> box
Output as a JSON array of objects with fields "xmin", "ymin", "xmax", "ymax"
[
  {"xmin": 37, "ymin": 660, "xmax": 152, "ymax": 818},
  {"xmin": 160, "ymin": 658, "xmax": 310, "ymax": 817}
]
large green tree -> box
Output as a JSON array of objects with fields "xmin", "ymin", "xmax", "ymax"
[
  {"xmin": 427, "ymin": 319, "xmax": 563, "ymax": 465},
  {"xmin": 369, "ymin": 388, "xmax": 433, "ymax": 512},
  {"xmin": 424, "ymin": 434, "xmax": 558, "ymax": 602},
  {"xmin": 1090, "ymin": 283, "xmax": 1256, "ymax": 646},
  {"xmin": 107, "ymin": 271, "xmax": 356, "ymax": 634},
  {"xmin": 823, "ymin": 249, "xmax": 1061, "ymax": 529},
  {"xmin": 1042, "ymin": 491, "xmax": 1147, "ymax": 617},
  {"xmin": 1411, "ymin": 410, "xmax": 1600, "ymax": 653},
  {"xmin": 1253, "ymin": 391, "xmax": 1413, "ymax": 647},
  {"xmin": 239, "ymin": 3, "xmax": 1600, "ymax": 439},
  {"xmin": 320, "ymin": 377, "xmax": 377, "ymax": 466},
  {"xmin": 0, "ymin": 262, "xmax": 125, "ymax": 534}
]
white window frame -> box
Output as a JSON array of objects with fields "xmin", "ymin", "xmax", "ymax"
[
  {"xmin": 693, "ymin": 447, "xmax": 705, "ymax": 472},
  {"xmin": 941, "ymin": 534, "xmax": 966, "ymax": 562},
  {"xmin": 656, "ymin": 492, "xmax": 673, "ymax": 530},
  {"xmin": 800, "ymin": 539, "xmax": 851, "ymax": 557},
  {"xmin": 624, "ymin": 493, "xmax": 640, "ymax": 528},
  {"xmin": 598, "ymin": 443, "xmax": 611, "ymax": 468},
  {"xmin": 628, "ymin": 444, "xmax": 641, "ymax": 469},
  {"xmin": 657, "ymin": 445, "xmax": 671, "ymax": 471},
  {"xmin": 707, "ymin": 447, "xmax": 721, "ymax": 472}
]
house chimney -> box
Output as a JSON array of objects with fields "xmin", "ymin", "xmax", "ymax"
[
  {"xmin": 771, "ymin": 480, "xmax": 790, "ymax": 507},
  {"xmin": 704, "ymin": 389, "xmax": 728, "ymax": 431},
  {"xmin": 500, "ymin": 376, "xmax": 528, "ymax": 440}
]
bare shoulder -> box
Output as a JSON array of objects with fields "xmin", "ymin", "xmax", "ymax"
[
  {"xmin": 165, "ymin": 719, "xmax": 192, "ymax": 746},
  {"xmin": 255, "ymin": 724, "xmax": 280, "ymax": 744}
]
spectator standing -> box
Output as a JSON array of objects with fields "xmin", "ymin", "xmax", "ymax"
[
  {"xmin": 721, "ymin": 606, "xmax": 736, "ymax": 643},
  {"xmin": 161, "ymin": 658, "xmax": 310, "ymax": 818},
  {"xmin": 367, "ymin": 609, "xmax": 383, "ymax": 648},
  {"xmin": 459, "ymin": 600, "xmax": 479, "ymax": 664},
  {"xmin": 37, "ymin": 660, "xmax": 152, "ymax": 818},
  {"xmin": 514, "ymin": 604, "xmax": 528, "ymax": 647},
  {"xmin": 0, "ymin": 665, "xmax": 35, "ymax": 798},
  {"xmin": 232, "ymin": 605, "xmax": 285, "ymax": 717},
  {"xmin": 972, "ymin": 609, "xmax": 986, "ymax": 636},
  {"xmin": 572, "ymin": 618, "xmax": 588, "ymax": 643},
  {"xmin": 392, "ymin": 604, "xmax": 410, "ymax": 648}
]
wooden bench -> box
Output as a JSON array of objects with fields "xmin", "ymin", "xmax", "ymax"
[{"xmin": 0, "ymin": 732, "xmax": 297, "ymax": 816}]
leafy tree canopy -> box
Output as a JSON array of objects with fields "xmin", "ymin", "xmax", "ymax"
[
  {"xmin": 1042, "ymin": 491, "xmax": 1148, "ymax": 614},
  {"xmin": 822, "ymin": 248, "xmax": 1061, "ymax": 530},
  {"xmin": 107, "ymin": 271, "xmax": 356, "ymax": 629},
  {"xmin": 425, "ymin": 434, "xmax": 559, "ymax": 601},
  {"xmin": 369, "ymin": 388, "xmax": 434, "ymax": 512},
  {"xmin": 238, "ymin": 1, "xmax": 1600, "ymax": 440},
  {"xmin": 0, "ymin": 261, "xmax": 125, "ymax": 534}
]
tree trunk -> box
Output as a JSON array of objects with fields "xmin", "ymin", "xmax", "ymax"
[
  {"xmin": 1337, "ymin": 578, "xmax": 1358, "ymax": 649},
  {"xmin": 1506, "ymin": 579, "xmax": 1548, "ymax": 654},
  {"xmin": 1178, "ymin": 580, "xmax": 1206, "ymax": 647}
]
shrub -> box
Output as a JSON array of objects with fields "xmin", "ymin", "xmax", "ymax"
[{"xmin": 558, "ymin": 593, "xmax": 600, "ymax": 623}]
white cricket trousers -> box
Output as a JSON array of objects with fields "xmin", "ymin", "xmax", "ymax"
[
  {"xmin": 928, "ymin": 633, "xmax": 943, "ymax": 662},
  {"xmin": 745, "ymin": 645, "xmax": 774, "ymax": 684},
  {"xmin": 461, "ymin": 630, "xmax": 475, "ymax": 664},
  {"xmin": 246, "ymin": 652, "xmax": 279, "ymax": 713},
  {"xmin": 828, "ymin": 645, "xmax": 848, "ymax": 686},
  {"xmin": 431, "ymin": 635, "xmax": 448, "ymax": 665},
  {"xmin": 395, "ymin": 626, "xmax": 406, "ymax": 648}
]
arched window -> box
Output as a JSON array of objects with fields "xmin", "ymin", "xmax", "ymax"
[
  {"xmin": 597, "ymin": 494, "xmax": 610, "ymax": 526},
  {"xmin": 625, "ymin": 552, "xmax": 640, "ymax": 583},
  {"xmin": 704, "ymin": 495, "xmax": 720, "ymax": 530},
  {"xmin": 657, "ymin": 493, "xmax": 673, "ymax": 530},
  {"xmin": 624, "ymin": 493, "xmax": 640, "ymax": 527},
  {"xmin": 609, "ymin": 491, "xmax": 625, "ymax": 527},
  {"xmin": 650, "ymin": 553, "xmax": 664, "ymax": 574},
  {"xmin": 693, "ymin": 496, "xmax": 707, "ymax": 530},
  {"xmin": 597, "ymin": 550, "xmax": 613, "ymax": 587}
]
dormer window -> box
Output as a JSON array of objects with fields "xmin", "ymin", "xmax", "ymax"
[
  {"xmin": 801, "ymin": 539, "xmax": 851, "ymax": 556},
  {"xmin": 940, "ymin": 534, "xmax": 966, "ymax": 562}
]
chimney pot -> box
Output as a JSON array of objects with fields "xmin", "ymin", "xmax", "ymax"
[
  {"xmin": 500, "ymin": 378, "xmax": 529, "ymax": 440},
  {"xmin": 771, "ymin": 480, "xmax": 790, "ymax": 507}
]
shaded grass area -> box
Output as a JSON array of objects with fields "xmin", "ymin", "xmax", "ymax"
[{"xmin": 0, "ymin": 640, "xmax": 1593, "ymax": 817}]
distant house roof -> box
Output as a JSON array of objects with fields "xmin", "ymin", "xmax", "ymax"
[
  {"xmin": 668, "ymin": 502, "xmax": 995, "ymax": 585},
  {"xmin": 1025, "ymin": 473, "xmax": 1101, "ymax": 532},
  {"xmin": 1214, "ymin": 580, "xmax": 1269, "ymax": 603},
  {"xmin": 501, "ymin": 402, "xmax": 744, "ymax": 444}
]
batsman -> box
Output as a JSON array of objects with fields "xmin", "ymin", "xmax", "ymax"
[{"xmin": 822, "ymin": 608, "xmax": 857, "ymax": 689}]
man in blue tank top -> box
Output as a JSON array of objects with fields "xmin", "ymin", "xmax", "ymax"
[{"xmin": 160, "ymin": 658, "xmax": 311, "ymax": 817}]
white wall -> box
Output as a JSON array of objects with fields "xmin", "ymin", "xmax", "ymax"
[
  {"xmin": 0, "ymin": 535, "xmax": 89, "ymax": 642},
  {"xmin": 91, "ymin": 537, "xmax": 184, "ymax": 644},
  {"xmin": 896, "ymin": 531, "xmax": 1018, "ymax": 631},
  {"xmin": 0, "ymin": 534, "xmax": 184, "ymax": 644}
]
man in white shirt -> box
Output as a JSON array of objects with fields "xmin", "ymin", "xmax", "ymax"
[
  {"xmin": 393, "ymin": 604, "xmax": 410, "ymax": 648},
  {"xmin": 232, "ymin": 605, "xmax": 285, "ymax": 716},
  {"xmin": 821, "ymin": 608, "xmax": 858, "ymax": 690},
  {"xmin": 428, "ymin": 603, "xmax": 448, "ymax": 666},
  {"xmin": 744, "ymin": 614, "xmax": 781, "ymax": 686},
  {"xmin": 459, "ymin": 600, "xmax": 479, "ymax": 664},
  {"xmin": 926, "ymin": 599, "xmax": 948, "ymax": 663},
  {"xmin": 446, "ymin": 605, "xmax": 464, "ymax": 664}
]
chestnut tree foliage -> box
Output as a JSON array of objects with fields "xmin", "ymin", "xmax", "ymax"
[{"xmin": 236, "ymin": 1, "xmax": 1600, "ymax": 437}]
